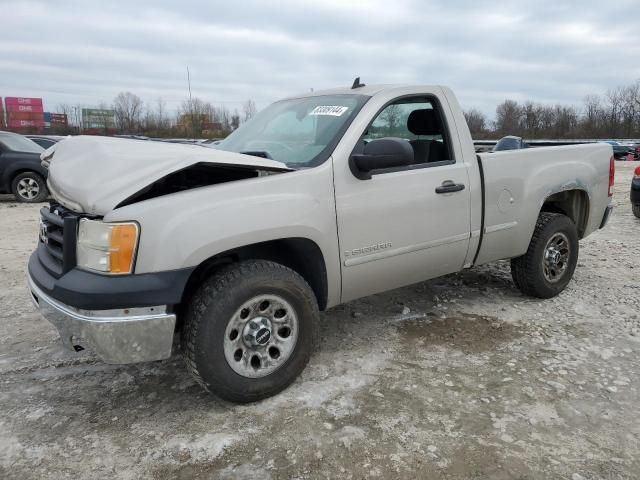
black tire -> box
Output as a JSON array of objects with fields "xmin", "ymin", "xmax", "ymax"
[
  {"xmin": 633, "ymin": 204, "xmax": 640, "ymax": 219},
  {"xmin": 510, "ymin": 212, "xmax": 579, "ymax": 299},
  {"xmin": 182, "ymin": 260, "xmax": 319, "ymax": 403},
  {"xmin": 11, "ymin": 172, "xmax": 48, "ymax": 203}
]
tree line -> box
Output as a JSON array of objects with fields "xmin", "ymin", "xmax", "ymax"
[
  {"xmin": 55, "ymin": 92, "xmax": 258, "ymax": 138},
  {"xmin": 49, "ymin": 79, "xmax": 640, "ymax": 140},
  {"xmin": 465, "ymin": 79, "xmax": 640, "ymax": 139}
]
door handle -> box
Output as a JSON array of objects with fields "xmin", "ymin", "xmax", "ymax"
[{"xmin": 435, "ymin": 180, "xmax": 465, "ymax": 194}]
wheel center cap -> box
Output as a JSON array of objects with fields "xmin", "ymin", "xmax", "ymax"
[
  {"xmin": 243, "ymin": 317, "xmax": 272, "ymax": 347},
  {"xmin": 256, "ymin": 328, "xmax": 271, "ymax": 345},
  {"xmin": 547, "ymin": 248, "xmax": 560, "ymax": 265}
]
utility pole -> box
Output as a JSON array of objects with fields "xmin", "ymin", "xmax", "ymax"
[{"xmin": 187, "ymin": 66, "xmax": 196, "ymax": 141}]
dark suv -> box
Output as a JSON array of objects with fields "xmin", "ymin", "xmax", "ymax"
[
  {"xmin": 0, "ymin": 131, "xmax": 49, "ymax": 202},
  {"xmin": 632, "ymin": 165, "xmax": 640, "ymax": 218}
]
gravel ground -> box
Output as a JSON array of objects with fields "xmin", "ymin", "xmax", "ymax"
[{"xmin": 1, "ymin": 162, "xmax": 639, "ymax": 479}]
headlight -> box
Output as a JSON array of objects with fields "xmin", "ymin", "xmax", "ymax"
[{"xmin": 77, "ymin": 219, "xmax": 139, "ymax": 274}]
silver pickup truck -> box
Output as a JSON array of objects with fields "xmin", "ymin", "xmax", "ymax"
[{"xmin": 28, "ymin": 83, "xmax": 614, "ymax": 402}]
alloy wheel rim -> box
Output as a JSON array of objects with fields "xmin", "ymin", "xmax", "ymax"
[
  {"xmin": 542, "ymin": 232, "xmax": 570, "ymax": 283},
  {"xmin": 17, "ymin": 178, "xmax": 40, "ymax": 200},
  {"xmin": 223, "ymin": 294, "xmax": 299, "ymax": 378}
]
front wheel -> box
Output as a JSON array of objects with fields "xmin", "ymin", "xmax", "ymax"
[
  {"xmin": 633, "ymin": 204, "xmax": 640, "ymax": 218},
  {"xmin": 11, "ymin": 172, "xmax": 48, "ymax": 203},
  {"xmin": 511, "ymin": 212, "xmax": 579, "ymax": 298},
  {"xmin": 181, "ymin": 260, "xmax": 319, "ymax": 403}
]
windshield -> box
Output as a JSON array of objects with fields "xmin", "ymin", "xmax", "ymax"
[
  {"xmin": 216, "ymin": 94, "xmax": 368, "ymax": 168},
  {"xmin": 0, "ymin": 133, "xmax": 44, "ymax": 153}
]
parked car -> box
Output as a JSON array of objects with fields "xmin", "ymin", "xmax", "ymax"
[
  {"xmin": 493, "ymin": 135, "xmax": 530, "ymax": 152},
  {"xmin": 27, "ymin": 84, "xmax": 614, "ymax": 402},
  {"xmin": 0, "ymin": 131, "xmax": 49, "ymax": 202},
  {"xmin": 26, "ymin": 135, "xmax": 65, "ymax": 150},
  {"xmin": 603, "ymin": 141, "xmax": 634, "ymax": 160},
  {"xmin": 632, "ymin": 165, "xmax": 640, "ymax": 218}
]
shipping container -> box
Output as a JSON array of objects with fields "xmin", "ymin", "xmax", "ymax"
[
  {"xmin": 6, "ymin": 112, "xmax": 45, "ymax": 121},
  {"xmin": 8, "ymin": 119, "xmax": 45, "ymax": 128},
  {"xmin": 5, "ymin": 97, "xmax": 44, "ymax": 108},
  {"xmin": 6, "ymin": 103, "xmax": 44, "ymax": 113}
]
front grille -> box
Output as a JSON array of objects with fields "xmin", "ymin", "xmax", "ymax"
[{"xmin": 38, "ymin": 204, "xmax": 79, "ymax": 278}]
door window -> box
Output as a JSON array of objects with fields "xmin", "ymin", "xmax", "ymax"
[{"xmin": 363, "ymin": 97, "xmax": 453, "ymax": 165}]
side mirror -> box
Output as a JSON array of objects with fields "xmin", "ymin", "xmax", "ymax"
[{"xmin": 349, "ymin": 137, "xmax": 414, "ymax": 180}]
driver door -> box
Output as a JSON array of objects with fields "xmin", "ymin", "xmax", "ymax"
[{"xmin": 333, "ymin": 94, "xmax": 472, "ymax": 302}]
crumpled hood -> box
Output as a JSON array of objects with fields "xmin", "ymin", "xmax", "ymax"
[{"xmin": 44, "ymin": 136, "xmax": 290, "ymax": 215}]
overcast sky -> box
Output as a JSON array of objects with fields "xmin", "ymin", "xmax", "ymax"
[{"xmin": 2, "ymin": 0, "xmax": 639, "ymax": 118}]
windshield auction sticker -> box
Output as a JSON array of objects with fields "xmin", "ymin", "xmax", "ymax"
[{"xmin": 309, "ymin": 106, "xmax": 349, "ymax": 116}]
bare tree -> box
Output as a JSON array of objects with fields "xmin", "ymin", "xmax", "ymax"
[
  {"xmin": 463, "ymin": 109, "xmax": 487, "ymax": 135},
  {"xmin": 605, "ymin": 87, "xmax": 624, "ymax": 138},
  {"xmin": 178, "ymin": 97, "xmax": 210, "ymax": 136},
  {"xmin": 494, "ymin": 100, "xmax": 521, "ymax": 134},
  {"xmin": 485, "ymin": 80, "xmax": 640, "ymax": 139},
  {"xmin": 551, "ymin": 105, "xmax": 578, "ymax": 138},
  {"xmin": 231, "ymin": 109, "xmax": 240, "ymax": 130},
  {"xmin": 242, "ymin": 99, "xmax": 257, "ymax": 122},
  {"xmin": 621, "ymin": 82, "xmax": 640, "ymax": 137},
  {"xmin": 582, "ymin": 95, "xmax": 603, "ymax": 137},
  {"xmin": 156, "ymin": 97, "xmax": 167, "ymax": 132},
  {"xmin": 380, "ymin": 104, "xmax": 402, "ymax": 136},
  {"xmin": 113, "ymin": 92, "xmax": 143, "ymax": 133},
  {"xmin": 520, "ymin": 102, "xmax": 542, "ymax": 137}
]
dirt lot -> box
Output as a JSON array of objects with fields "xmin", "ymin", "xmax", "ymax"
[{"xmin": 1, "ymin": 162, "xmax": 639, "ymax": 479}]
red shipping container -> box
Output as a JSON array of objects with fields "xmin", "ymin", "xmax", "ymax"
[
  {"xmin": 5, "ymin": 97, "xmax": 43, "ymax": 108},
  {"xmin": 8, "ymin": 119, "xmax": 45, "ymax": 128},
  {"xmin": 6, "ymin": 103, "xmax": 44, "ymax": 113},
  {"xmin": 6, "ymin": 112, "xmax": 44, "ymax": 121}
]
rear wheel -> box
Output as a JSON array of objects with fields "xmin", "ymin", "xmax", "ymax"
[
  {"xmin": 633, "ymin": 204, "xmax": 640, "ymax": 218},
  {"xmin": 511, "ymin": 212, "xmax": 579, "ymax": 298},
  {"xmin": 11, "ymin": 172, "xmax": 48, "ymax": 203},
  {"xmin": 181, "ymin": 260, "xmax": 319, "ymax": 403}
]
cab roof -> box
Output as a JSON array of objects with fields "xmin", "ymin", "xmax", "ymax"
[{"xmin": 284, "ymin": 83, "xmax": 444, "ymax": 100}]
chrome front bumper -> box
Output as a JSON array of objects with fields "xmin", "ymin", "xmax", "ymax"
[{"xmin": 28, "ymin": 274, "xmax": 176, "ymax": 364}]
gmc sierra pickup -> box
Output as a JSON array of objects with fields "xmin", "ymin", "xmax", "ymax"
[{"xmin": 28, "ymin": 83, "xmax": 614, "ymax": 402}]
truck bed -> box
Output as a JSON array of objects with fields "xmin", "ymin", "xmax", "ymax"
[{"xmin": 474, "ymin": 143, "xmax": 612, "ymax": 265}]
